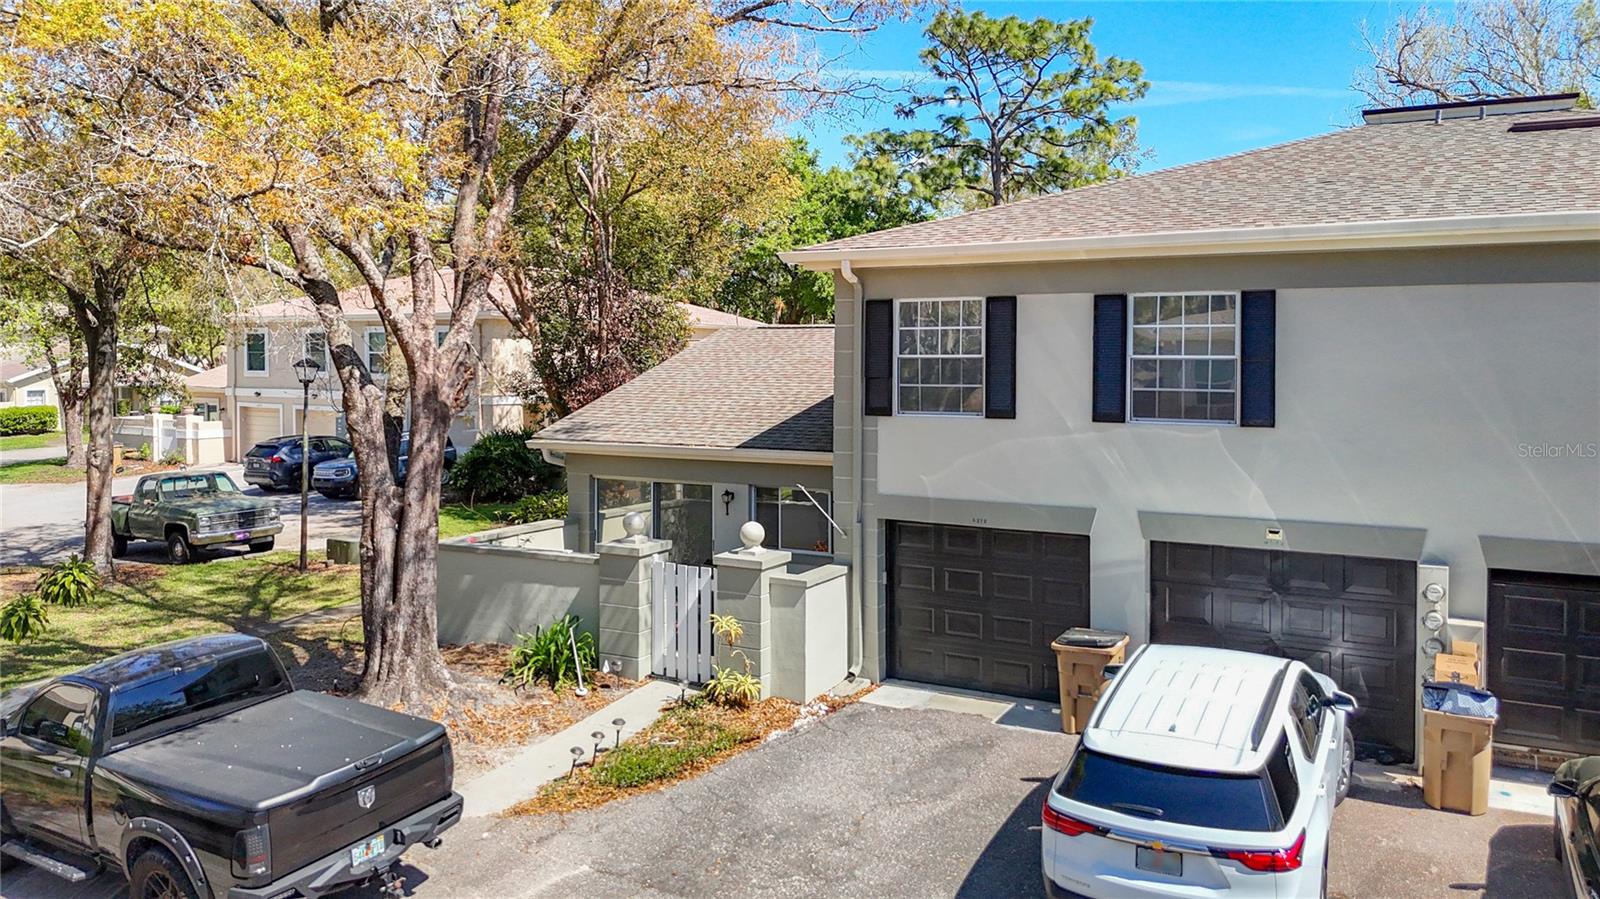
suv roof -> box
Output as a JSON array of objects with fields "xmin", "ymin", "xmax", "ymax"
[{"xmin": 1083, "ymin": 644, "xmax": 1298, "ymax": 774}]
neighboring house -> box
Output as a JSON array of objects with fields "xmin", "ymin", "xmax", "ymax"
[
  {"xmin": 0, "ymin": 355, "xmax": 58, "ymax": 412},
  {"xmin": 218, "ymin": 274, "xmax": 768, "ymax": 461},
  {"xmin": 773, "ymin": 93, "xmax": 1600, "ymax": 765},
  {"xmin": 530, "ymin": 325, "xmax": 835, "ymax": 567},
  {"xmin": 184, "ymin": 364, "xmax": 227, "ymax": 421}
]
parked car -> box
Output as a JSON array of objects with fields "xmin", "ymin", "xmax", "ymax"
[
  {"xmin": 0, "ymin": 633, "xmax": 462, "ymax": 899},
  {"xmin": 110, "ymin": 470, "xmax": 282, "ymax": 563},
  {"xmin": 243, "ymin": 434, "xmax": 354, "ymax": 491},
  {"xmin": 1042, "ymin": 644, "xmax": 1357, "ymax": 899},
  {"xmin": 1549, "ymin": 755, "xmax": 1600, "ymax": 898},
  {"xmin": 312, "ymin": 434, "xmax": 457, "ymax": 500}
]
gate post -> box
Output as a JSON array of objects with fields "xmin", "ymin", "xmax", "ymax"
[
  {"xmin": 712, "ymin": 522, "xmax": 791, "ymax": 699},
  {"xmin": 596, "ymin": 513, "xmax": 672, "ymax": 680}
]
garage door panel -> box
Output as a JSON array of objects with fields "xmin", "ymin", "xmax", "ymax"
[
  {"xmin": 1151, "ymin": 542, "xmax": 1417, "ymax": 760},
  {"xmin": 889, "ymin": 521, "xmax": 1089, "ymax": 701},
  {"xmin": 1490, "ymin": 572, "xmax": 1600, "ymax": 754}
]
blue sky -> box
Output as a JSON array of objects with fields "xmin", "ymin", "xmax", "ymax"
[{"xmin": 795, "ymin": 1, "xmax": 1424, "ymax": 172}]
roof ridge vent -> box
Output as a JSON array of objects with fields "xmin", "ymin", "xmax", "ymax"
[{"xmin": 1361, "ymin": 92, "xmax": 1580, "ymax": 125}]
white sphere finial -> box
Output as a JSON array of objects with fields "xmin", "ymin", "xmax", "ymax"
[
  {"xmin": 622, "ymin": 511, "xmax": 648, "ymax": 539},
  {"xmin": 739, "ymin": 520, "xmax": 765, "ymax": 551}
]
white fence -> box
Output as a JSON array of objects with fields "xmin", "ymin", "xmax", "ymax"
[{"xmin": 650, "ymin": 558, "xmax": 715, "ymax": 684}]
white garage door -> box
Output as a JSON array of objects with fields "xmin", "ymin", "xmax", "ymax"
[{"xmin": 239, "ymin": 406, "xmax": 281, "ymax": 451}]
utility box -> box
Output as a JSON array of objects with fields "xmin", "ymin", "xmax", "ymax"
[
  {"xmin": 1422, "ymin": 709, "xmax": 1495, "ymax": 815},
  {"xmin": 325, "ymin": 536, "xmax": 360, "ymax": 566},
  {"xmin": 1052, "ymin": 628, "xmax": 1128, "ymax": 735}
]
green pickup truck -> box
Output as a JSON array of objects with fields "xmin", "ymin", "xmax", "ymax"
[{"xmin": 110, "ymin": 470, "xmax": 283, "ymax": 563}]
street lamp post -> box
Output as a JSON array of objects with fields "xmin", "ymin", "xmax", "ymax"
[{"xmin": 291, "ymin": 356, "xmax": 322, "ymax": 572}]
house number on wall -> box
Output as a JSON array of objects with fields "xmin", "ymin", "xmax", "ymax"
[{"xmin": 971, "ymin": 517, "xmax": 988, "ymax": 525}]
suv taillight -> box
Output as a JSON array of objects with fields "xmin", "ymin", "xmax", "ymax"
[
  {"xmin": 1042, "ymin": 803, "xmax": 1106, "ymax": 837},
  {"xmin": 233, "ymin": 823, "xmax": 271, "ymax": 878},
  {"xmin": 1212, "ymin": 829, "xmax": 1305, "ymax": 872},
  {"xmin": 269, "ymin": 455, "xmax": 284, "ymax": 464}
]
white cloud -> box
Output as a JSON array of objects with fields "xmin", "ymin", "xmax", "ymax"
[{"xmin": 1138, "ymin": 80, "xmax": 1353, "ymax": 108}]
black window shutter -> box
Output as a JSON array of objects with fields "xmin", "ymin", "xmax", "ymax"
[
  {"xmin": 863, "ymin": 299, "xmax": 893, "ymax": 416},
  {"xmin": 1239, "ymin": 289, "xmax": 1276, "ymax": 427},
  {"xmin": 1092, "ymin": 294, "xmax": 1128, "ymax": 423},
  {"xmin": 984, "ymin": 296, "xmax": 1017, "ymax": 419}
]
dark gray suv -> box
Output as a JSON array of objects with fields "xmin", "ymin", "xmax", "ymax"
[{"xmin": 242, "ymin": 435, "xmax": 353, "ymax": 491}]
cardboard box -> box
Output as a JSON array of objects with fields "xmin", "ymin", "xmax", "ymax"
[
  {"xmin": 1422, "ymin": 709, "xmax": 1494, "ymax": 815},
  {"xmin": 1434, "ymin": 652, "xmax": 1481, "ymax": 686},
  {"xmin": 1451, "ymin": 640, "xmax": 1480, "ymax": 659}
]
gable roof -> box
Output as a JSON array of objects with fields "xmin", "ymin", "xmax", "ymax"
[
  {"xmin": 679, "ymin": 303, "xmax": 761, "ymax": 330},
  {"xmin": 246, "ymin": 269, "xmax": 514, "ymax": 321},
  {"xmin": 530, "ymin": 326, "xmax": 834, "ymax": 460},
  {"xmin": 783, "ymin": 106, "xmax": 1600, "ymax": 268}
]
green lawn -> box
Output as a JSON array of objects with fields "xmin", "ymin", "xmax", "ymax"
[
  {"xmin": 0, "ymin": 432, "xmax": 63, "ymax": 451},
  {"xmin": 438, "ymin": 502, "xmax": 522, "ymax": 539},
  {"xmin": 0, "ymin": 552, "xmax": 359, "ymax": 691},
  {"xmin": 0, "ymin": 458, "xmax": 81, "ymax": 485}
]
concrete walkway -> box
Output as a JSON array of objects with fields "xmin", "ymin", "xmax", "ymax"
[
  {"xmin": 0, "ymin": 443, "xmax": 67, "ymax": 464},
  {"xmin": 457, "ymin": 679, "xmax": 684, "ymax": 818},
  {"xmin": 864, "ymin": 679, "xmax": 1064, "ymax": 733}
]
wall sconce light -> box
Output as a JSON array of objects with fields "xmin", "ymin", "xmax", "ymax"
[{"xmin": 721, "ymin": 489, "xmax": 736, "ymax": 514}]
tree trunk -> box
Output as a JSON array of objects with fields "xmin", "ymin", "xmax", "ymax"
[
  {"xmin": 76, "ymin": 279, "xmax": 120, "ymax": 574},
  {"xmin": 60, "ymin": 400, "xmax": 86, "ymax": 468}
]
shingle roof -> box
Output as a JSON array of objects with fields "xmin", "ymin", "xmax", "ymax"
[
  {"xmin": 678, "ymin": 303, "xmax": 762, "ymax": 329},
  {"xmin": 533, "ymin": 326, "xmax": 834, "ymax": 455},
  {"xmin": 803, "ymin": 109, "xmax": 1600, "ymax": 253},
  {"xmin": 185, "ymin": 365, "xmax": 227, "ymax": 390}
]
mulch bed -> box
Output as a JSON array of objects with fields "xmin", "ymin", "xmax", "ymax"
[
  {"xmin": 509, "ymin": 684, "xmax": 877, "ymax": 817},
  {"xmin": 263, "ymin": 628, "xmax": 638, "ymax": 782}
]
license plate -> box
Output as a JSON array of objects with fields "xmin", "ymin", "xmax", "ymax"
[
  {"xmin": 233, "ymin": 530, "xmax": 250, "ymax": 541},
  {"xmin": 350, "ymin": 834, "xmax": 385, "ymax": 867},
  {"xmin": 1136, "ymin": 846, "xmax": 1182, "ymax": 877},
  {"xmin": 248, "ymin": 461, "xmax": 262, "ymax": 468}
]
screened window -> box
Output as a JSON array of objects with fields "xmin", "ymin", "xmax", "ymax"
[
  {"xmin": 594, "ymin": 478, "xmax": 651, "ymax": 545},
  {"xmin": 1128, "ymin": 293, "xmax": 1237, "ymax": 424},
  {"xmin": 304, "ymin": 330, "xmax": 328, "ymax": 370},
  {"xmin": 655, "ymin": 483, "xmax": 714, "ymax": 565},
  {"xmin": 365, "ymin": 328, "xmax": 387, "ymax": 375},
  {"xmin": 244, "ymin": 331, "xmax": 268, "ymax": 374},
  {"xmin": 896, "ymin": 298, "xmax": 983, "ymax": 415},
  {"xmin": 754, "ymin": 487, "xmax": 832, "ymax": 554}
]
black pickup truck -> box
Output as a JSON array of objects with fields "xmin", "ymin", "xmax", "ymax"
[{"xmin": 0, "ymin": 634, "xmax": 462, "ymax": 898}]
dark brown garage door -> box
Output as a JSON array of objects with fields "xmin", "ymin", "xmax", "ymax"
[
  {"xmin": 1488, "ymin": 571, "xmax": 1600, "ymax": 755},
  {"xmin": 1150, "ymin": 542, "xmax": 1417, "ymax": 761},
  {"xmin": 889, "ymin": 522, "xmax": 1090, "ymax": 700}
]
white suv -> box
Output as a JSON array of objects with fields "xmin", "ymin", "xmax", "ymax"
[{"xmin": 1042, "ymin": 644, "xmax": 1357, "ymax": 899}]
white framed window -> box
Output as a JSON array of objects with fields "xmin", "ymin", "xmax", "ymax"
[
  {"xmin": 895, "ymin": 297, "xmax": 984, "ymax": 415},
  {"xmin": 1128, "ymin": 292, "xmax": 1237, "ymax": 425},
  {"xmin": 304, "ymin": 330, "xmax": 328, "ymax": 370},
  {"xmin": 435, "ymin": 325, "xmax": 449, "ymax": 347},
  {"xmin": 364, "ymin": 327, "xmax": 387, "ymax": 376},
  {"xmin": 244, "ymin": 330, "xmax": 268, "ymax": 375},
  {"xmin": 25, "ymin": 389, "xmax": 46, "ymax": 405},
  {"xmin": 753, "ymin": 487, "xmax": 832, "ymax": 555}
]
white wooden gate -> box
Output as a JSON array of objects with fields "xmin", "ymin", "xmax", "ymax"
[{"xmin": 650, "ymin": 558, "xmax": 715, "ymax": 683}]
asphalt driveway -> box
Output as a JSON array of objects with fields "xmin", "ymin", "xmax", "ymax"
[{"xmin": 0, "ymin": 701, "xmax": 1568, "ymax": 899}]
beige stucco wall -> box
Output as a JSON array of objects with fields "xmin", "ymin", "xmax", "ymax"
[
  {"xmin": 832, "ymin": 242, "xmax": 1600, "ymax": 681},
  {"xmin": 0, "ymin": 371, "xmax": 58, "ymax": 412}
]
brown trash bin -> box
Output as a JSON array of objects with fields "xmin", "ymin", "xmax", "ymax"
[
  {"xmin": 1422, "ymin": 708, "xmax": 1495, "ymax": 815},
  {"xmin": 1052, "ymin": 628, "xmax": 1129, "ymax": 735}
]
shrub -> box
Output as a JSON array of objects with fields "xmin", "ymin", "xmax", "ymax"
[
  {"xmin": 446, "ymin": 428, "xmax": 562, "ymax": 503},
  {"xmin": 0, "ymin": 594, "xmax": 49, "ymax": 643},
  {"xmin": 160, "ymin": 448, "xmax": 187, "ymax": 465},
  {"xmin": 158, "ymin": 403, "xmax": 182, "ymax": 415},
  {"xmin": 0, "ymin": 405, "xmax": 57, "ymax": 436},
  {"xmin": 36, "ymin": 554, "xmax": 100, "ymax": 608},
  {"xmin": 503, "ymin": 490, "xmax": 569, "ymax": 524},
  {"xmin": 503, "ymin": 615, "xmax": 596, "ymax": 692}
]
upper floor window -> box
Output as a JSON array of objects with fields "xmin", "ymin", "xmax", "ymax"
[
  {"xmin": 435, "ymin": 325, "xmax": 449, "ymax": 347},
  {"xmin": 365, "ymin": 328, "xmax": 387, "ymax": 375},
  {"xmin": 244, "ymin": 331, "xmax": 268, "ymax": 374},
  {"xmin": 1128, "ymin": 293, "xmax": 1237, "ymax": 425},
  {"xmin": 896, "ymin": 298, "xmax": 983, "ymax": 415},
  {"xmin": 304, "ymin": 330, "xmax": 328, "ymax": 370}
]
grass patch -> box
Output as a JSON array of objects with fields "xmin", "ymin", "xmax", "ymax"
[
  {"xmin": 0, "ymin": 552, "xmax": 359, "ymax": 691},
  {"xmin": 0, "ymin": 432, "xmax": 63, "ymax": 451},
  {"xmin": 0, "ymin": 458, "xmax": 81, "ymax": 484},
  {"xmin": 438, "ymin": 502, "xmax": 522, "ymax": 539},
  {"xmin": 511, "ymin": 689, "xmax": 874, "ymax": 816}
]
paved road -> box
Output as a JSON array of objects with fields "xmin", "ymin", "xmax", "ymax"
[
  {"xmin": 0, "ymin": 704, "xmax": 1565, "ymax": 899},
  {"xmin": 0, "ymin": 463, "xmax": 360, "ymax": 567},
  {"xmin": 0, "ymin": 445, "xmax": 67, "ymax": 464}
]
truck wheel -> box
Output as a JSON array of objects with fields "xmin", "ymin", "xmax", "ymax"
[
  {"xmin": 129, "ymin": 847, "xmax": 199, "ymax": 899},
  {"xmin": 166, "ymin": 532, "xmax": 195, "ymax": 565},
  {"xmin": 112, "ymin": 533, "xmax": 128, "ymax": 558},
  {"xmin": 249, "ymin": 537, "xmax": 275, "ymax": 553}
]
